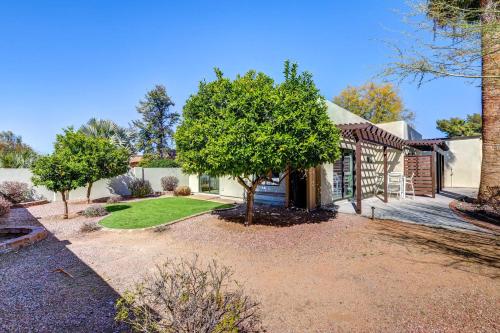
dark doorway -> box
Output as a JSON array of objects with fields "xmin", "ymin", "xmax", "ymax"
[{"xmin": 290, "ymin": 169, "xmax": 307, "ymax": 208}]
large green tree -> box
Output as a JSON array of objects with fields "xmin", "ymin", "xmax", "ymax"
[
  {"xmin": 436, "ymin": 113, "xmax": 482, "ymax": 137},
  {"xmin": 0, "ymin": 131, "xmax": 39, "ymax": 168},
  {"xmin": 383, "ymin": 0, "xmax": 499, "ymax": 201},
  {"xmin": 333, "ymin": 82, "xmax": 414, "ymax": 124},
  {"xmin": 176, "ymin": 61, "xmax": 341, "ymax": 225},
  {"xmin": 56, "ymin": 129, "xmax": 130, "ymax": 203},
  {"xmin": 133, "ymin": 85, "xmax": 179, "ymax": 158}
]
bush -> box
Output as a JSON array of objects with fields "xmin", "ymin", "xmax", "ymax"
[
  {"xmin": 161, "ymin": 176, "xmax": 179, "ymax": 191},
  {"xmin": 0, "ymin": 181, "xmax": 33, "ymax": 204},
  {"xmin": 128, "ymin": 178, "xmax": 153, "ymax": 198},
  {"xmin": 0, "ymin": 197, "xmax": 11, "ymax": 216},
  {"xmin": 139, "ymin": 158, "xmax": 180, "ymax": 168},
  {"xmin": 81, "ymin": 205, "xmax": 108, "ymax": 217},
  {"xmin": 173, "ymin": 185, "xmax": 191, "ymax": 196},
  {"xmin": 107, "ymin": 195, "xmax": 123, "ymax": 204},
  {"xmin": 80, "ymin": 221, "xmax": 102, "ymax": 233},
  {"xmin": 115, "ymin": 256, "xmax": 262, "ymax": 333}
]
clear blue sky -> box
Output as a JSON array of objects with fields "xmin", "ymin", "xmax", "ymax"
[{"xmin": 0, "ymin": 0, "xmax": 480, "ymax": 154}]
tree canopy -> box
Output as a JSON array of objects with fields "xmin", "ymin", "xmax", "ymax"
[
  {"xmin": 55, "ymin": 128, "xmax": 130, "ymax": 203},
  {"xmin": 133, "ymin": 85, "xmax": 179, "ymax": 158},
  {"xmin": 176, "ymin": 61, "xmax": 341, "ymax": 224},
  {"xmin": 333, "ymin": 82, "xmax": 414, "ymax": 124},
  {"xmin": 79, "ymin": 118, "xmax": 136, "ymax": 154},
  {"xmin": 436, "ymin": 113, "xmax": 482, "ymax": 137},
  {"xmin": 0, "ymin": 131, "xmax": 39, "ymax": 168},
  {"xmin": 31, "ymin": 133, "xmax": 88, "ymax": 218}
]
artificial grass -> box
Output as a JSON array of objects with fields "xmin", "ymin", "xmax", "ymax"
[{"xmin": 100, "ymin": 197, "xmax": 233, "ymax": 229}]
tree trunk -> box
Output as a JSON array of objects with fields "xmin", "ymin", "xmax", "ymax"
[
  {"xmin": 61, "ymin": 191, "xmax": 69, "ymax": 219},
  {"xmin": 478, "ymin": 0, "xmax": 500, "ymax": 202},
  {"xmin": 245, "ymin": 190, "xmax": 255, "ymax": 226},
  {"xmin": 86, "ymin": 182, "xmax": 93, "ymax": 204}
]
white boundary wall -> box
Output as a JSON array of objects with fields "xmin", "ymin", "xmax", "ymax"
[{"xmin": 0, "ymin": 167, "xmax": 189, "ymax": 202}]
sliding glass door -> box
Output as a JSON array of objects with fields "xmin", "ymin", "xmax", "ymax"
[
  {"xmin": 332, "ymin": 149, "xmax": 354, "ymax": 201},
  {"xmin": 199, "ymin": 174, "xmax": 219, "ymax": 194}
]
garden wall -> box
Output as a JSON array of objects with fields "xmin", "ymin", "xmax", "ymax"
[{"xmin": 0, "ymin": 167, "xmax": 189, "ymax": 202}]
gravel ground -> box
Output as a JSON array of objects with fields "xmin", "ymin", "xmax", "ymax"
[{"xmin": 0, "ymin": 200, "xmax": 499, "ymax": 332}]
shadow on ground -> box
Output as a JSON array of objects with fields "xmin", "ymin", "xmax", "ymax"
[
  {"xmin": 373, "ymin": 220, "xmax": 500, "ymax": 279},
  {"xmin": 213, "ymin": 204, "xmax": 337, "ymax": 227},
  {"xmin": 0, "ymin": 208, "xmax": 125, "ymax": 332}
]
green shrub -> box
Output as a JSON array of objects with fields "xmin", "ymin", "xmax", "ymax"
[
  {"xmin": 128, "ymin": 178, "xmax": 153, "ymax": 198},
  {"xmin": 161, "ymin": 176, "xmax": 179, "ymax": 191},
  {"xmin": 139, "ymin": 158, "xmax": 180, "ymax": 168},
  {"xmin": 115, "ymin": 256, "xmax": 262, "ymax": 333},
  {"xmin": 173, "ymin": 185, "xmax": 191, "ymax": 196},
  {"xmin": 0, "ymin": 181, "xmax": 33, "ymax": 204},
  {"xmin": 82, "ymin": 205, "xmax": 108, "ymax": 217},
  {"xmin": 0, "ymin": 197, "xmax": 11, "ymax": 216}
]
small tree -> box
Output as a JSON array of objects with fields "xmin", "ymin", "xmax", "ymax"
[
  {"xmin": 436, "ymin": 113, "xmax": 482, "ymax": 137},
  {"xmin": 31, "ymin": 153, "xmax": 87, "ymax": 219},
  {"xmin": 133, "ymin": 85, "xmax": 179, "ymax": 158},
  {"xmin": 333, "ymin": 82, "xmax": 414, "ymax": 124},
  {"xmin": 176, "ymin": 61, "xmax": 341, "ymax": 225},
  {"xmin": 56, "ymin": 129, "xmax": 130, "ymax": 203}
]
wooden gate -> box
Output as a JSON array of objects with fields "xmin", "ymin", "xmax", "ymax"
[{"xmin": 404, "ymin": 155, "xmax": 434, "ymax": 197}]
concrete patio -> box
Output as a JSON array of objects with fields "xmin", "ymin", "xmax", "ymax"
[{"xmin": 334, "ymin": 187, "xmax": 492, "ymax": 234}]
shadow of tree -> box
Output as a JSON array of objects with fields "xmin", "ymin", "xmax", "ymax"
[
  {"xmin": 212, "ymin": 204, "xmax": 337, "ymax": 227},
  {"xmin": 0, "ymin": 207, "xmax": 126, "ymax": 332},
  {"xmin": 106, "ymin": 204, "xmax": 132, "ymax": 213},
  {"xmin": 373, "ymin": 220, "xmax": 500, "ymax": 279}
]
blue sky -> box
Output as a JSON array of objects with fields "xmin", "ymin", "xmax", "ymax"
[{"xmin": 0, "ymin": 0, "xmax": 480, "ymax": 154}]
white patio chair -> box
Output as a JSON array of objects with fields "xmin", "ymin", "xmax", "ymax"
[
  {"xmin": 387, "ymin": 173, "xmax": 403, "ymax": 200},
  {"xmin": 405, "ymin": 172, "xmax": 415, "ymax": 199}
]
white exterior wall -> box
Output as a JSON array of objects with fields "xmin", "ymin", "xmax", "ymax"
[
  {"xmin": 377, "ymin": 120, "xmax": 422, "ymax": 140},
  {"xmin": 444, "ymin": 137, "xmax": 482, "ymax": 188},
  {"xmin": 0, "ymin": 167, "xmax": 190, "ymax": 202}
]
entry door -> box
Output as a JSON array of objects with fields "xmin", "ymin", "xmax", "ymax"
[
  {"xmin": 332, "ymin": 150, "xmax": 354, "ymax": 201},
  {"xmin": 199, "ymin": 174, "xmax": 219, "ymax": 194}
]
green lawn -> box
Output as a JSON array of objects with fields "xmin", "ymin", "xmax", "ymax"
[{"xmin": 100, "ymin": 197, "xmax": 233, "ymax": 229}]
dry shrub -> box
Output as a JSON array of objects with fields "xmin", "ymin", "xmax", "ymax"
[
  {"xmin": 80, "ymin": 221, "xmax": 102, "ymax": 233},
  {"xmin": 0, "ymin": 197, "xmax": 11, "ymax": 216},
  {"xmin": 129, "ymin": 179, "xmax": 153, "ymax": 198},
  {"xmin": 161, "ymin": 176, "xmax": 179, "ymax": 191},
  {"xmin": 107, "ymin": 195, "xmax": 123, "ymax": 204},
  {"xmin": 115, "ymin": 256, "xmax": 262, "ymax": 333},
  {"xmin": 82, "ymin": 205, "xmax": 108, "ymax": 217},
  {"xmin": 0, "ymin": 181, "xmax": 33, "ymax": 204},
  {"xmin": 173, "ymin": 185, "xmax": 191, "ymax": 196}
]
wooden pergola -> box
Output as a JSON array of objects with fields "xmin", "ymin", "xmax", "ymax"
[{"xmin": 337, "ymin": 123, "xmax": 407, "ymax": 214}]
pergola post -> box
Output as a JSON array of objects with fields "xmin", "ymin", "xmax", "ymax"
[
  {"xmin": 431, "ymin": 144, "xmax": 436, "ymax": 198},
  {"xmin": 383, "ymin": 146, "xmax": 388, "ymax": 203},
  {"xmin": 355, "ymin": 134, "xmax": 362, "ymax": 214}
]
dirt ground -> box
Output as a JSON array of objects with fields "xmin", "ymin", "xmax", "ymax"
[{"xmin": 1, "ymin": 201, "xmax": 499, "ymax": 332}]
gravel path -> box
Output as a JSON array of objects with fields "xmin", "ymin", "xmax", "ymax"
[{"xmin": 1, "ymin": 200, "xmax": 499, "ymax": 332}]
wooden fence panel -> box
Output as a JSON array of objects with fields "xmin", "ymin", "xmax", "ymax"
[{"xmin": 404, "ymin": 155, "xmax": 434, "ymax": 196}]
